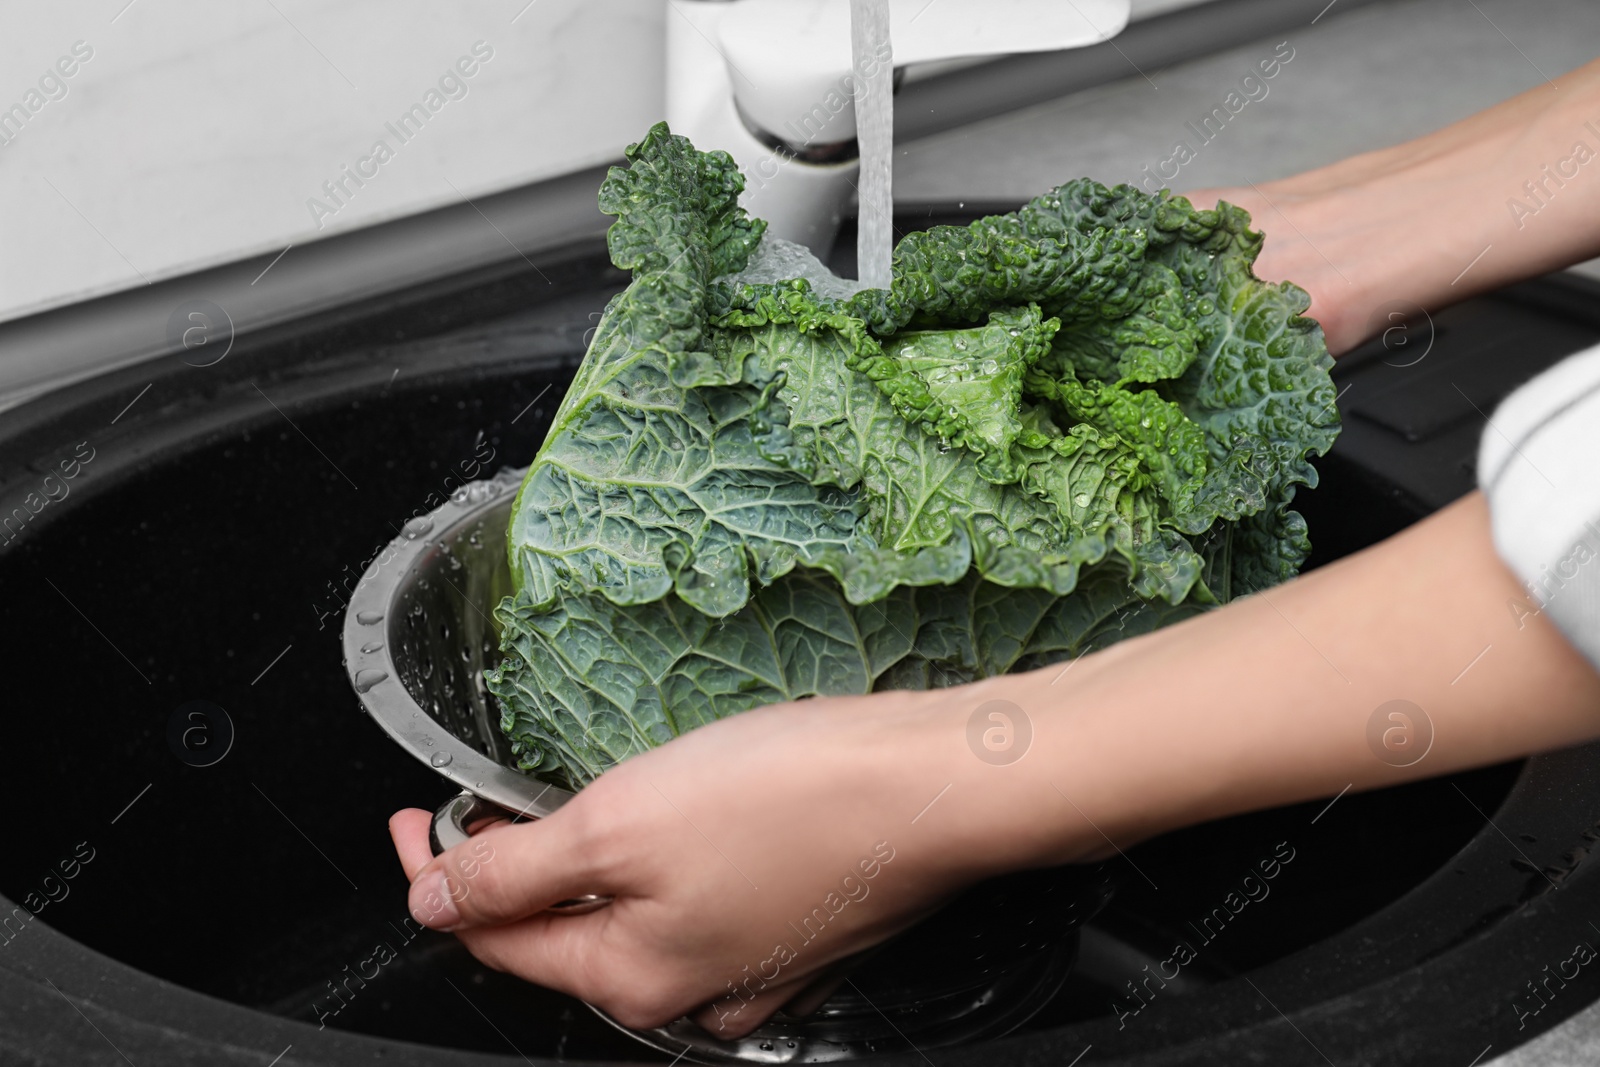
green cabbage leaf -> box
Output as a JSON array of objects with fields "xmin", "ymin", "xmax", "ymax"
[{"xmin": 487, "ymin": 123, "xmax": 1338, "ymax": 787}]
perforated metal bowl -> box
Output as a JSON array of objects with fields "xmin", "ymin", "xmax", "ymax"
[{"xmin": 340, "ymin": 467, "xmax": 579, "ymax": 847}]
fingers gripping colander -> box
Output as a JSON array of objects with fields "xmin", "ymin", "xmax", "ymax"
[{"xmin": 338, "ymin": 468, "xmax": 605, "ymax": 912}]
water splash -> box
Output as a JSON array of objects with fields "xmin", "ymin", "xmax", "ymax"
[
  {"xmin": 725, "ymin": 234, "xmax": 861, "ymax": 301},
  {"xmin": 850, "ymin": 0, "xmax": 894, "ymax": 290}
]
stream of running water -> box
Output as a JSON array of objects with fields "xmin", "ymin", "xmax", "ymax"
[{"xmin": 850, "ymin": 0, "xmax": 894, "ymax": 289}]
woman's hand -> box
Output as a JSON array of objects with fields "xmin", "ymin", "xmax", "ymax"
[
  {"xmin": 1181, "ymin": 183, "xmax": 1369, "ymax": 352},
  {"xmin": 1187, "ymin": 57, "xmax": 1600, "ymax": 357},
  {"xmin": 388, "ymin": 680, "xmax": 1110, "ymax": 1037}
]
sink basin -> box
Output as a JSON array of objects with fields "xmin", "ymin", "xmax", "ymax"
[{"xmin": 4, "ymin": 219, "xmax": 1600, "ymax": 1065}]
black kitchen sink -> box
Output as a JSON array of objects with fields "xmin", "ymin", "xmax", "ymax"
[{"xmin": 5, "ymin": 214, "xmax": 1600, "ymax": 1066}]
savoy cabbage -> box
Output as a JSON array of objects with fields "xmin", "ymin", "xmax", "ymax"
[{"xmin": 486, "ymin": 123, "xmax": 1339, "ymax": 788}]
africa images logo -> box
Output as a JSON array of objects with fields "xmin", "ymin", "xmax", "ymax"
[{"xmin": 966, "ymin": 699, "xmax": 1033, "ymax": 766}]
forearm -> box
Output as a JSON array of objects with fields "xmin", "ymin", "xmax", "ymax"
[
  {"xmin": 949, "ymin": 493, "xmax": 1600, "ymax": 873},
  {"xmin": 1267, "ymin": 65, "xmax": 1585, "ymax": 198},
  {"xmin": 1297, "ymin": 60, "xmax": 1600, "ymax": 291}
]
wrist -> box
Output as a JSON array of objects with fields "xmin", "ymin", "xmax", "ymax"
[
  {"xmin": 902, "ymin": 645, "xmax": 1187, "ymax": 877},
  {"xmin": 1227, "ymin": 173, "xmax": 1494, "ymax": 355},
  {"xmin": 859, "ymin": 673, "xmax": 1111, "ymax": 881}
]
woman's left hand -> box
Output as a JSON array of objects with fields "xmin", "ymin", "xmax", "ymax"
[{"xmin": 388, "ymin": 678, "xmax": 1096, "ymax": 1037}]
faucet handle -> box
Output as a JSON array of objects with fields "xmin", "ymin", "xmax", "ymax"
[{"xmin": 717, "ymin": 0, "xmax": 1131, "ymax": 148}]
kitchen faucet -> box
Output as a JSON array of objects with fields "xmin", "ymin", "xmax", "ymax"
[{"xmin": 665, "ymin": 0, "xmax": 1133, "ymax": 259}]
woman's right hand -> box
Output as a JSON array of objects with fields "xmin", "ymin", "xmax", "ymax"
[
  {"xmin": 387, "ymin": 678, "xmax": 1117, "ymax": 1039},
  {"xmin": 1186, "ymin": 57, "xmax": 1600, "ymax": 358},
  {"xmin": 1181, "ymin": 183, "xmax": 1370, "ymax": 353}
]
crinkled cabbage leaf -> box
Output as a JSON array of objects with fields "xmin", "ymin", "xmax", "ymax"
[{"xmin": 487, "ymin": 123, "xmax": 1339, "ymax": 787}]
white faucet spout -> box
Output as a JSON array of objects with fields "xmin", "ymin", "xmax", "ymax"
[
  {"xmin": 667, "ymin": 0, "xmax": 1133, "ymax": 262},
  {"xmin": 850, "ymin": 0, "xmax": 895, "ymax": 289}
]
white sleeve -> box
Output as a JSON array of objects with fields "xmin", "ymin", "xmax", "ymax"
[{"xmin": 1479, "ymin": 341, "xmax": 1600, "ymax": 671}]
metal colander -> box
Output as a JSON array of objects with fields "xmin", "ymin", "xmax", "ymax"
[{"xmin": 342, "ymin": 467, "xmax": 576, "ymax": 847}]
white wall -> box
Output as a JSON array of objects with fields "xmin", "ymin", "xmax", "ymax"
[{"xmin": 0, "ymin": 1, "xmax": 665, "ymax": 324}]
